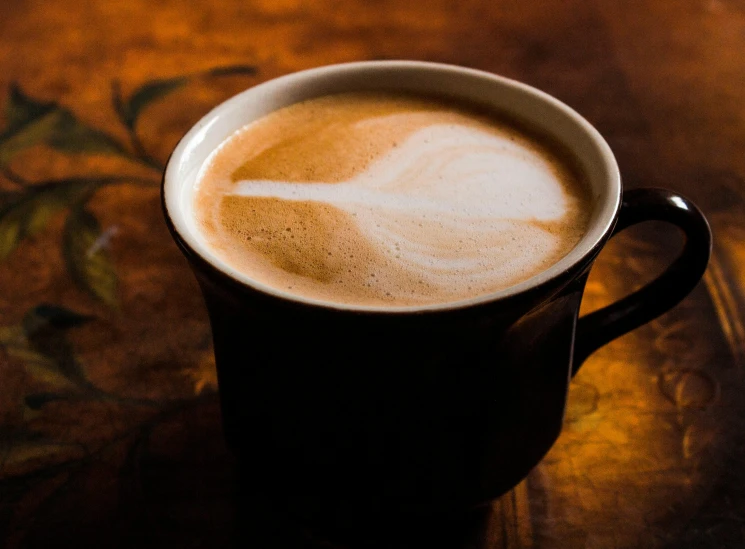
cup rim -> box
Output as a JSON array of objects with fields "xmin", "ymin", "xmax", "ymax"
[{"xmin": 163, "ymin": 60, "xmax": 621, "ymax": 314}]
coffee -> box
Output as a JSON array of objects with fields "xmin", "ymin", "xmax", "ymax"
[{"xmin": 193, "ymin": 91, "xmax": 591, "ymax": 307}]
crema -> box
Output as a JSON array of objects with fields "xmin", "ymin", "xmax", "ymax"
[{"xmin": 193, "ymin": 92, "xmax": 591, "ymax": 307}]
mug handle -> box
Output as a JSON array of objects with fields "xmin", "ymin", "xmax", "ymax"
[{"xmin": 572, "ymin": 188, "xmax": 712, "ymax": 374}]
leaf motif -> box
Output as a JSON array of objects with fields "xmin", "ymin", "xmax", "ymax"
[
  {"xmin": 0, "ymin": 324, "xmax": 53, "ymax": 366},
  {"xmin": 0, "ymin": 109, "xmax": 65, "ymax": 166},
  {"xmin": 5, "ymin": 440, "xmax": 72, "ymax": 466},
  {"xmin": 63, "ymin": 208, "xmax": 118, "ymax": 308},
  {"xmin": 0, "ymin": 178, "xmax": 102, "ymax": 260},
  {"xmin": 0, "ymin": 323, "xmax": 78, "ymax": 389},
  {"xmin": 23, "ymin": 304, "xmax": 95, "ymax": 332},
  {"xmin": 114, "ymin": 76, "xmax": 189, "ymax": 130},
  {"xmin": 5, "ymin": 83, "xmax": 56, "ymax": 133},
  {"xmin": 22, "ymin": 304, "xmax": 94, "ymax": 389},
  {"xmin": 206, "ymin": 64, "xmax": 258, "ymax": 77},
  {"xmin": 21, "ymin": 360, "xmax": 82, "ymax": 390},
  {"xmin": 0, "ymin": 427, "xmax": 45, "ymax": 445},
  {"xmin": 0, "ymin": 190, "xmax": 16, "ymax": 201},
  {"xmin": 25, "ymin": 392, "xmax": 69, "ymax": 410},
  {"xmin": 113, "ymin": 64, "xmax": 257, "ymax": 130},
  {"xmin": 0, "ymin": 84, "xmax": 132, "ymax": 166},
  {"xmin": 0, "ymin": 306, "xmax": 94, "ymax": 392},
  {"xmin": 0, "ymin": 427, "xmax": 81, "ymax": 473},
  {"xmin": 46, "ymin": 109, "xmax": 130, "ymax": 156},
  {"xmin": 0, "ymin": 324, "xmax": 20, "ymax": 345}
]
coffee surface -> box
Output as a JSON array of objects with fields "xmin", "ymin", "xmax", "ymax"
[{"xmin": 193, "ymin": 92, "xmax": 591, "ymax": 307}]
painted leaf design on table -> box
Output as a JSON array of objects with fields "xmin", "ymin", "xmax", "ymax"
[
  {"xmin": 0, "ymin": 332, "xmax": 74, "ymax": 391},
  {"xmin": 45, "ymin": 109, "xmax": 130, "ymax": 156},
  {"xmin": 0, "ymin": 84, "xmax": 132, "ymax": 166},
  {"xmin": 22, "ymin": 391, "xmax": 80, "ymax": 422},
  {"xmin": 113, "ymin": 65, "xmax": 257, "ymax": 130},
  {"xmin": 4, "ymin": 82, "xmax": 57, "ymax": 131},
  {"xmin": 23, "ymin": 305, "xmax": 95, "ymax": 390},
  {"xmin": 24, "ymin": 303, "xmax": 95, "ymax": 330},
  {"xmin": 0, "ymin": 190, "xmax": 17, "ymax": 207},
  {"xmin": 0, "ymin": 305, "xmax": 95, "ymax": 391},
  {"xmin": 0, "ymin": 106, "xmax": 61, "ymax": 165},
  {"xmin": 110, "ymin": 65, "xmax": 257, "ymax": 170},
  {"xmin": 0, "ymin": 426, "xmax": 83, "ymax": 473},
  {"xmin": 111, "ymin": 75, "xmax": 191, "ymax": 170},
  {"xmin": 24, "ymin": 392, "xmax": 71, "ymax": 411},
  {"xmin": 0, "ymin": 324, "xmax": 60, "ymax": 377},
  {"xmin": 205, "ymin": 64, "xmax": 258, "ymax": 77},
  {"xmin": 113, "ymin": 75, "xmax": 189, "ymax": 131},
  {"xmin": 0, "ymin": 177, "xmax": 101, "ymax": 260},
  {"xmin": 0, "ymin": 427, "xmax": 43, "ymax": 466},
  {"xmin": 0, "ymin": 84, "xmax": 57, "ymax": 164},
  {"xmin": 63, "ymin": 207, "xmax": 118, "ymax": 308}
]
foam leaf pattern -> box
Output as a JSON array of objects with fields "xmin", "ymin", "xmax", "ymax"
[{"xmin": 234, "ymin": 123, "xmax": 573, "ymax": 289}]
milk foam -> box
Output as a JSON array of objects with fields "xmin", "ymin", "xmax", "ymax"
[
  {"xmin": 193, "ymin": 92, "xmax": 590, "ymax": 307},
  {"xmin": 232, "ymin": 124, "xmax": 570, "ymax": 289}
]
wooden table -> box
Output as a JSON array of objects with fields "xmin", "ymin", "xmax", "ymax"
[{"xmin": 1, "ymin": 1, "xmax": 744, "ymax": 547}]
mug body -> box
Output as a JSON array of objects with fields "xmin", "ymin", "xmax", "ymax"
[{"xmin": 162, "ymin": 61, "xmax": 621, "ymax": 513}]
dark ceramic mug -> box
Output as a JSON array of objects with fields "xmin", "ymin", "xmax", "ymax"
[{"xmin": 162, "ymin": 61, "xmax": 712, "ymax": 515}]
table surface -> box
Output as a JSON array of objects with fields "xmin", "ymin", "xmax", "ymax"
[{"xmin": 1, "ymin": 1, "xmax": 744, "ymax": 547}]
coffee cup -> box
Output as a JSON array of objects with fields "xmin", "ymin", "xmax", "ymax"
[{"xmin": 162, "ymin": 61, "xmax": 712, "ymax": 515}]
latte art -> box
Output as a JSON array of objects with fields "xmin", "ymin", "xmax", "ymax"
[
  {"xmin": 233, "ymin": 124, "xmax": 569, "ymax": 288},
  {"xmin": 233, "ymin": 124, "xmax": 568, "ymax": 219},
  {"xmin": 194, "ymin": 92, "xmax": 591, "ymax": 307}
]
